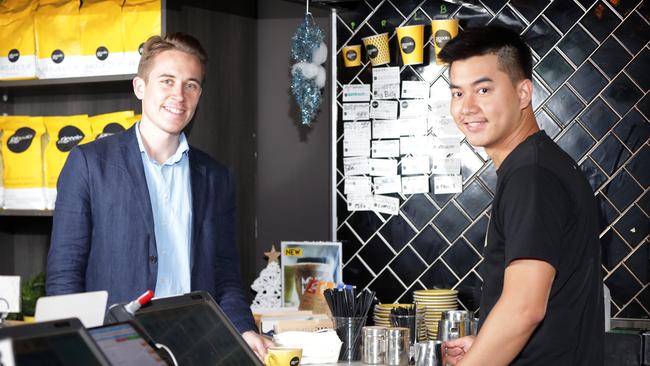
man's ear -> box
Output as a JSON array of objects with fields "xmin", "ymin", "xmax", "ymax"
[
  {"xmin": 133, "ymin": 77, "xmax": 145, "ymax": 100},
  {"xmin": 517, "ymin": 79, "xmax": 533, "ymax": 110}
]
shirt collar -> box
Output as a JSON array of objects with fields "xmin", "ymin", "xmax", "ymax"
[{"xmin": 135, "ymin": 121, "xmax": 189, "ymax": 166}]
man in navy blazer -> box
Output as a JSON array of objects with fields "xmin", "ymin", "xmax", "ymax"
[{"xmin": 46, "ymin": 33, "xmax": 272, "ymax": 357}]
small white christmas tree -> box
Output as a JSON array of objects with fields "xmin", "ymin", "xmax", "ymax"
[{"xmin": 251, "ymin": 245, "xmax": 282, "ymax": 309}]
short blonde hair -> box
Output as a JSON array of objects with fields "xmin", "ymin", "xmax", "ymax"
[{"xmin": 137, "ymin": 32, "xmax": 208, "ymax": 81}]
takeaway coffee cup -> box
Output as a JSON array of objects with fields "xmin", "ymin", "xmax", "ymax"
[
  {"xmin": 431, "ymin": 19, "xmax": 459, "ymax": 64},
  {"xmin": 264, "ymin": 347, "xmax": 302, "ymax": 366},
  {"xmin": 396, "ymin": 24, "xmax": 424, "ymax": 65},
  {"xmin": 342, "ymin": 45, "xmax": 362, "ymax": 67},
  {"xmin": 362, "ymin": 33, "xmax": 390, "ymax": 66}
]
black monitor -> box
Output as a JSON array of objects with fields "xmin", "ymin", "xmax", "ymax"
[
  {"xmin": 89, "ymin": 321, "xmax": 170, "ymax": 366},
  {"xmin": 0, "ymin": 318, "xmax": 110, "ymax": 366},
  {"xmin": 134, "ymin": 291, "xmax": 263, "ymax": 366}
]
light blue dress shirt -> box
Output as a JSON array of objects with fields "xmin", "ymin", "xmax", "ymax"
[{"xmin": 135, "ymin": 122, "xmax": 192, "ymax": 298}]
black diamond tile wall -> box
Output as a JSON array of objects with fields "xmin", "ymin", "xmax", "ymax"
[
  {"xmin": 390, "ymin": 246, "xmax": 427, "ymax": 286},
  {"xmin": 568, "ymin": 60, "xmax": 608, "ymax": 101},
  {"xmin": 614, "ymin": 109, "xmax": 650, "ymax": 152},
  {"xmin": 615, "ymin": 12, "xmax": 650, "ymax": 54},
  {"xmin": 626, "ymin": 48, "xmax": 650, "ymax": 92},
  {"xmin": 545, "ymin": 0, "xmax": 584, "ymax": 33},
  {"xmin": 411, "ymin": 225, "xmax": 449, "ymax": 265},
  {"xmin": 558, "ymin": 26, "xmax": 598, "ymax": 66},
  {"xmin": 615, "ymin": 205, "xmax": 650, "ymax": 248},
  {"xmin": 602, "ymin": 74, "xmax": 644, "ymax": 116},
  {"xmin": 336, "ymin": 0, "xmax": 649, "ymax": 320},
  {"xmin": 591, "ymin": 37, "xmax": 632, "ymax": 79}
]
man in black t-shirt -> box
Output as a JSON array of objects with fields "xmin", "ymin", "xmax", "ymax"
[{"xmin": 439, "ymin": 26, "xmax": 604, "ymax": 365}]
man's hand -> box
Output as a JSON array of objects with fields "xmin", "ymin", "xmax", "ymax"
[
  {"xmin": 242, "ymin": 330, "xmax": 274, "ymax": 360},
  {"xmin": 444, "ymin": 336, "xmax": 476, "ymax": 365}
]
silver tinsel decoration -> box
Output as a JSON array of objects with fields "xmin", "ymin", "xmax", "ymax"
[{"xmin": 290, "ymin": 14, "xmax": 326, "ymax": 126}]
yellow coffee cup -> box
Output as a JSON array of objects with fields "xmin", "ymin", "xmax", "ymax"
[
  {"xmin": 431, "ymin": 19, "xmax": 459, "ymax": 64},
  {"xmin": 342, "ymin": 45, "xmax": 362, "ymax": 67},
  {"xmin": 264, "ymin": 347, "xmax": 302, "ymax": 366},
  {"xmin": 362, "ymin": 32, "xmax": 390, "ymax": 66},
  {"xmin": 396, "ymin": 24, "xmax": 424, "ymax": 65}
]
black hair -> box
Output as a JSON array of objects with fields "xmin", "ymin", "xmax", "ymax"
[{"xmin": 438, "ymin": 26, "xmax": 532, "ymax": 82}]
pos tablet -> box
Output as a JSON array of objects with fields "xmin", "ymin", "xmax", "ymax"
[
  {"xmin": 134, "ymin": 291, "xmax": 263, "ymax": 366},
  {"xmin": 89, "ymin": 321, "xmax": 169, "ymax": 366},
  {"xmin": 0, "ymin": 317, "xmax": 110, "ymax": 366}
]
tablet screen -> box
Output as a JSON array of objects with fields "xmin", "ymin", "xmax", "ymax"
[
  {"xmin": 10, "ymin": 333, "xmax": 105, "ymax": 366},
  {"xmin": 135, "ymin": 294, "xmax": 262, "ymax": 366},
  {"xmin": 89, "ymin": 323, "xmax": 167, "ymax": 366},
  {"xmin": 0, "ymin": 318, "xmax": 109, "ymax": 366}
]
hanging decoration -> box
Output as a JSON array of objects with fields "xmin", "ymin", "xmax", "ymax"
[{"xmin": 290, "ymin": 0, "xmax": 327, "ymax": 126}]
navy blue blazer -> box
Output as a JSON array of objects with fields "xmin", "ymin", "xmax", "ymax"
[{"xmin": 46, "ymin": 126, "xmax": 256, "ymax": 333}]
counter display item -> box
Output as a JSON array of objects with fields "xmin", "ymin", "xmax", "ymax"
[
  {"xmin": 121, "ymin": 0, "xmax": 162, "ymax": 72},
  {"xmin": 0, "ymin": 0, "xmax": 37, "ymax": 80},
  {"xmin": 0, "ymin": 116, "xmax": 46, "ymax": 209},
  {"xmin": 80, "ymin": 0, "xmax": 126, "ymax": 76},
  {"xmin": 43, "ymin": 115, "xmax": 93, "ymax": 209},
  {"xmin": 34, "ymin": 0, "xmax": 83, "ymax": 79},
  {"xmin": 281, "ymin": 241, "xmax": 342, "ymax": 307},
  {"xmin": 89, "ymin": 110, "xmax": 136, "ymax": 140}
]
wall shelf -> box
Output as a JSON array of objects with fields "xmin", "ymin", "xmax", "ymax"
[
  {"xmin": 0, "ymin": 209, "xmax": 53, "ymax": 217},
  {"xmin": 0, "ymin": 74, "xmax": 136, "ymax": 88}
]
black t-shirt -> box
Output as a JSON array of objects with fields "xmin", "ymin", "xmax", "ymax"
[{"xmin": 479, "ymin": 130, "xmax": 604, "ymax": 365}]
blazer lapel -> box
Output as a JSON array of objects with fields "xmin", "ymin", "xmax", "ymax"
[
  {"xmin": 189, "ymin": 149, "xmax": 207, "ymax": 272},
  {"xmin": 120, "ymin": 127, "xmax": 156, "ymax": 238}
]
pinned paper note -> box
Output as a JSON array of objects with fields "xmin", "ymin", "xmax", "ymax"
[
  {"xmin": 399, "ymin": 99, "xmax": 429, "ymax": 118},
  {"xmin": 400, "ymin": 136, "xmax": 433, "ymax": 156},
  {"xmin": 342, "ymin": 103, "xmax": 370, "ymax": 121},
  {"xmin": 402, "ymin": 175, "xmax": 429, "ymax": 194},
  {"xmin": 371, "ymin": 140, "xmax": 400, "ymax": 158},
  {"xmin": 372, "ymin": 119, "xmax": 401, "ymax": 139},
  {"xmin": 347, "ymin": 195, "xmax": 374, "ymax": 211},
  {"xmin": 400, "ymin": 118, "xmax": 428, "ymax": 136},
  {"xmin": 343, "ymin": 157, "xmax": 370, "ymax": 176},
  {"xmin": 344, "ymin": 121, "xmax": 371, "ymax": 141},
  {"xmin": 369, "ymin": 158, "xmax": 398, "ymax": 176},
  {"xmin": 345, "ymin": 176, "xmax": 372, "ymax": 195},
  {"xmin": 431, "ymin": 138, "xmax": 461, "ymax": 158},
  {"xmin": 373, "ymin": 194, "xmax": 400, "ymax": 215},
  {"xmin": 374, "ymin": 176, "xmax": 401, "ymax": 194},
  {"xmin": 431, "ymin": 158, "xmax": 461, "ymax": 175},
  {"xmin": 370, "ymin": 100, "xmax": 399, "ymax": 120},
  {"xmin": 401, "ymin": 80, "xmax": 430, "ymax": 99},
  {"xmin": 401, "ymin": 155, "xmax": 430, "ymax": 175},
  {"xmin": 343, "ymin": 139, "xmax": 370, "ymax": 157},
  {"xmin": 433, "ymin": 175, "xmax": 463, "ymax": 194},
  {"xmin": 373, "ymin": 66, "xmax": 400, "ymax": 84},
  {"xmin": 343, "ymin": 84, "xmax": 371, "ymax": 102},
  {"xmin": 373, "ymin": 83, "xmax": 400, "ymax": 100}
]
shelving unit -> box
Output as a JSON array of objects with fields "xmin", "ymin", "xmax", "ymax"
[
  {"xmin": 0, "ymin": 74, "xmax": 136, "ymax": 88},
  {"xmin": 0, "ymin": 210, "xmax": 53, "ymax": 217}
]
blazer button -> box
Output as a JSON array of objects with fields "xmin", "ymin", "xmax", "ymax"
[{"xmin": 149, "ymin": 255, "xmax": 157, "ymax": 264}]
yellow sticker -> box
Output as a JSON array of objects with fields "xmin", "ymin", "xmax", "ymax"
[{"xmin": 284, "ymin": 248, "xmax": 303, "ymax": 257}]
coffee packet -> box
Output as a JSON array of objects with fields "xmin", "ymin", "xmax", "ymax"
[
  {"xmin": 43, "ymin": 115, "xmax": 92, "ymax": 209},
  {"xmin": 0, "ymin": 116, "xmax": 46, "ymax": 209},
  {"xmin": 34, "ymin": 0, "xmax": 82, "ymax": 78},
  {"xmin": 0, "ymin": 0, "xmax": 37, "ymax": 80},
  {"xmin": 90, "ymin": 110, "xmax": 135, "ymax": 140},
  {"xmin": 80, "ymin": 0, "xmax": 126, "ymax": 76},
  {"xmin": 121, "ymin": 0, "xmax": 161, "ymax": 73}
]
